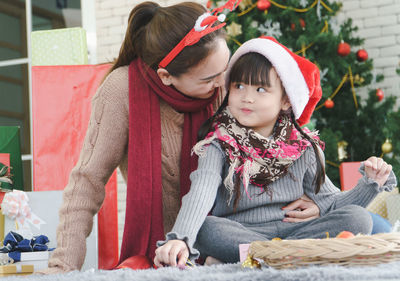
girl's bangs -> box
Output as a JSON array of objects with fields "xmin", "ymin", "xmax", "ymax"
[{"xmin": 229, "ymin": 52, "xmax": 272, "ymax": 86}]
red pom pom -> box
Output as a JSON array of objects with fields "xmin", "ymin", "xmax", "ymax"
[
  {"xmin": 376, "ymin": 88, "xmax": 384, "ymax": 101},
  {"xmin": 324, "ymin": 98, "xmax": 334, "ymax": 108},
  {"xmin": 115, "ymin": 255, "xmax": 153, "ymax": 270},
  {"xmin": 257, "ymin": 0, "xmax": 271, "ymax": 11},
  {"xmin": 337, "ymin": 42, "xmax": 351, "ymax": 57},
  {"xmin": 356, "ymin": 49, "xmax": 368, "ymax": 62}
]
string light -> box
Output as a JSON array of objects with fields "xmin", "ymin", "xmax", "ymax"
[{"xmin": 237, "ymin": 0, "xmax": 332, "ymax": 17}]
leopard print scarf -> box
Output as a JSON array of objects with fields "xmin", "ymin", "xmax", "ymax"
[{"xmin": 193, "ymin": 107, "xmax": 324, "ymax": 203}]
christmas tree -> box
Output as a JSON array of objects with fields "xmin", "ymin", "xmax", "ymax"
[{"xmin": 210, "ymin": 0, "xmax": 400, "ymax": 186}]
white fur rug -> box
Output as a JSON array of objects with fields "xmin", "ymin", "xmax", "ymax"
[{"xmin": 2, "ymin": 262, "xmax": 400, "ymax": 281}]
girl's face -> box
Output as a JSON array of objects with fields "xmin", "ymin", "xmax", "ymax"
[
  {"xmin": 228, "ymin": 67, "xmax": 291, "ymax": 137},
  {"xmin": 158, "ymin": 39, "xmax": 230, "ymax": 99}
]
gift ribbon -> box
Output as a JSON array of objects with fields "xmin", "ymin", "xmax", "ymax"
[
  {"xmin": 0, "ymin": 162, "xmax": 9, "ymax": 177},
  {"xmin": 0, "ymin": 231, "xmax": 50, "ymax": 262},
  {"xmin": 1, "ymin": 190, "xmax": 46, "ymax": 231}
]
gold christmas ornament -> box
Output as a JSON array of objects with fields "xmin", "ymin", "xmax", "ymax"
[
  {"xmin": 354, "ymin": 74, "xmax": 364, "ymax": 85},
  {"xmin": 242, "ymin": 254, "xmax": 261, "ymax": 269},
  {"xmin": 337, "ymin": 140, "xmax": 348, "ymax": 161},
  {"xmin": 226, "ymin": 22, "xmax": 243, "ymax": 37},
  {"xmin": 382, "ymin": 139, "xmax": 393, "ymax": 154},
  {"xmin": 239, "ymin": 0, "xmax": 253, "ymax": 10}
]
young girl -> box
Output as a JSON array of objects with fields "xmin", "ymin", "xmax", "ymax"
[{"xmin": 154, "ymin": 37, "xmax": 397, "ymax": 267}]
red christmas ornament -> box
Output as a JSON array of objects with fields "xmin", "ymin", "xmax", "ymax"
[
  {"xmin": 206, "ymin": 0, "xmax": 212, "ymax": 9},
  {"xmin": 336, "ymin": 231, "xmax": 355, "ymax": 239},
  {"xmin": 324, "ymin": 98, "xmax": 334, "ymax": 108},
  {"xmin": 299, "ymin": 18, "xmax": 306, "ymax": 28},
  {"xmin": 257, "ymin": 0, "xmax": 271, "ymax": 11},
  {"xmin": 291, "ymin": 19, "xmax": 305, "ymax": 31},
  {"xmin": 356, "ymin": 49, "xmax": 368, "ymax": 62},
  {"xmin": 376, "ymin": 88, "xmax": 384, "ymax": 101},
  {"xmin": 337, "ymin": 42, "xmax": 351, "ymax": 57}
]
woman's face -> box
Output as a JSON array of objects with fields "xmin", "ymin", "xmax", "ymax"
[{"xmin": 160, "ymin": 39, "xmax": 230, "ymax": 99}]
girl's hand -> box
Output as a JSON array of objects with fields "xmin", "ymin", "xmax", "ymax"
[
  {"xmin": 282, "ymin": 194, "xmax": 320, "ymax": 222},
  {"xmin": 364, "ymin": 156, "xmax": 392, "ymax": 187},
  {"xmin": 154, "ymin": 240, "xmax": 189, "ymax": 268}
]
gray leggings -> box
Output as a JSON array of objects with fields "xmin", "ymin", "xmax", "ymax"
[{"xmin": 194, "ymin": 205, "xmax": 372, "ymax": 263}]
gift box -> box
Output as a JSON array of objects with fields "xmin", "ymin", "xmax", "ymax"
[
  {"xmin": 2, "ymin": 190, "xmax": 98, "ymax": 271},
  {"xmin": 0, "ymin": 127, "xmax": 23, "ymax": 190},
  {"xmin": 339, "ymin": 161, "xmax": 362, "ymax": 191},
  {"xmin": 9, "ymin": 251, "xmax": 50, "ymax": 261},
  {"xmin": 0, "ymin": 264, "xmax": 33, "ymax": 275},
  {"xmin": 0, "ymin": 153, "xmax": 12, "ymax": 191},
  {"xmin": 31, "ymin": 27, "xmax": 88, "ymax": 66},
  {"xmin": 8, "ymin": 251, "xmax": 51, "ymax": 272},
  {"xmin": 0, "ymin": 154, "xmax": 10, "ymax": 172}
]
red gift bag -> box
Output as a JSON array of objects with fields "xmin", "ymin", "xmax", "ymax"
[{"xmin": 32, "ymin": 64, "xmax": 119, "ymax": 269}]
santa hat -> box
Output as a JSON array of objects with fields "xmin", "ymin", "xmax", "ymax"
[{"xmin": 225, "ymin": 36, "xmax": 322, "ymax": 126}]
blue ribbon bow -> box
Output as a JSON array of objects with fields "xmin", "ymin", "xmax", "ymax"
[{"xmin": 0, "ymin": 231, "xmax": 50, "ymax": 262}]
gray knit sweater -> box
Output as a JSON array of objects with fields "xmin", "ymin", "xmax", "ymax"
[{"xmin": 159, "ymin": 141, "xmax": 397, "ymax": 258}]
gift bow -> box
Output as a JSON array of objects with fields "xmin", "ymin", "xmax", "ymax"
[
  {"xmin": 0, "ymin": 162, "xmax": 9, "ymax": 177},
  {"xmin": 0, "ymin": 162, "xmax": 13, "ymax": 189},
  {"xmin": 1, "ymin": 190, "xmax": 46, "ymax": 230}
]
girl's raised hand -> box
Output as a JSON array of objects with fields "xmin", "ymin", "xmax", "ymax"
[
  {"xmin": 154, "ymin": 240, "xmax": 189, "ymax": 268},
  {"xmin": 364, "ymin": 156, "xmax": 392, "ymax": 187}
]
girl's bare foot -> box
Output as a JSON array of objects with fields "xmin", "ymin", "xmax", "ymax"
[{"xmin": 205, "ymin": 256, "xmax": 223, "ymax": 265}]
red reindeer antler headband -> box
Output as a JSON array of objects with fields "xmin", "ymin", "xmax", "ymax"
[{"xmin": 158, "ymin": 0, "xmax": 242, "ymax": 69}]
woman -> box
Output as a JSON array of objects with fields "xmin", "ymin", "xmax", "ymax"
[{"xmin": 42, "ymin": 1, "xmax": 354, "ymax": 273}]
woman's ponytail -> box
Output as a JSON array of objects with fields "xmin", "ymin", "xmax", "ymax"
[{"xmin": 110, "ymin": 2, "xmax": 160, "ymax": 73}]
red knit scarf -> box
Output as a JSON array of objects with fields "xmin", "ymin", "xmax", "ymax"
[{"xmin": 119, "ymin": 59, "xmax": 218, "ymax": 263}]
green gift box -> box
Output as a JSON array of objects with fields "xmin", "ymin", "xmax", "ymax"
[
  {"xmin": 0, "ymin": 127, "xmax": 23, "ymax": 190},
  {"xmin": 31, "ymin": 27, "xmax": 88, "ymax": 66}
]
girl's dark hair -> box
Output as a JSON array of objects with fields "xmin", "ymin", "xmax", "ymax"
[
  {"xmin": 198, "ymin": 52, "xmax": 325, "ymax": 210},
  {"xmin": 290, "ymin": 111, "xmax": 325, "ymax": 193},
  {"xmin": 198, "ymin": 52, "xmax": 274, "ymax": 141},
  {"xmin": 108, "ymin": 1, "xmax": 225, "ymax": 77}
]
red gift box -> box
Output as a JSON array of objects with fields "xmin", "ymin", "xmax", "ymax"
[{"xmin": 0, "ymin": 153, "xmax": 11, "ymax": 201}]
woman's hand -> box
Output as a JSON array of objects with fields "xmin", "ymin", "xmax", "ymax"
[
  {"xmin": 282, "ymin": 194, "xmax": 320, "ymax": 222},
  {"xmin": 154, "ymin": 240, "xmax": 189, "ymax": 268},
  {"xmin": 364, "ymin": 156, "xmax": 392, "ymax": 187}
]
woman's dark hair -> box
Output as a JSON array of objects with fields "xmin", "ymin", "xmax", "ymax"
[
  {"xmin": 198, "ymin": 52, "xmax": 325, "ymax": 210},
  {"xmin": 107, "ymin": 1, "xmax": 225, "ymax": 77}
]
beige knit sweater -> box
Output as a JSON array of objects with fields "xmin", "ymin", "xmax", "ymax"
[{"xmin": 44, "ymin": 66, "xmax": 221, "ymax": 273}]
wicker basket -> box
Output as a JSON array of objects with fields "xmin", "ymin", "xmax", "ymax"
[{"xmin": 249, "ymin": 233, "xmax": 400, "ymax": 269}]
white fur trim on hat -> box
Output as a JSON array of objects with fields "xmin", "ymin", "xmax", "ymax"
[{"xmin": 225, "ymin": 38, "xmax": 309, "ymax": 120}]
